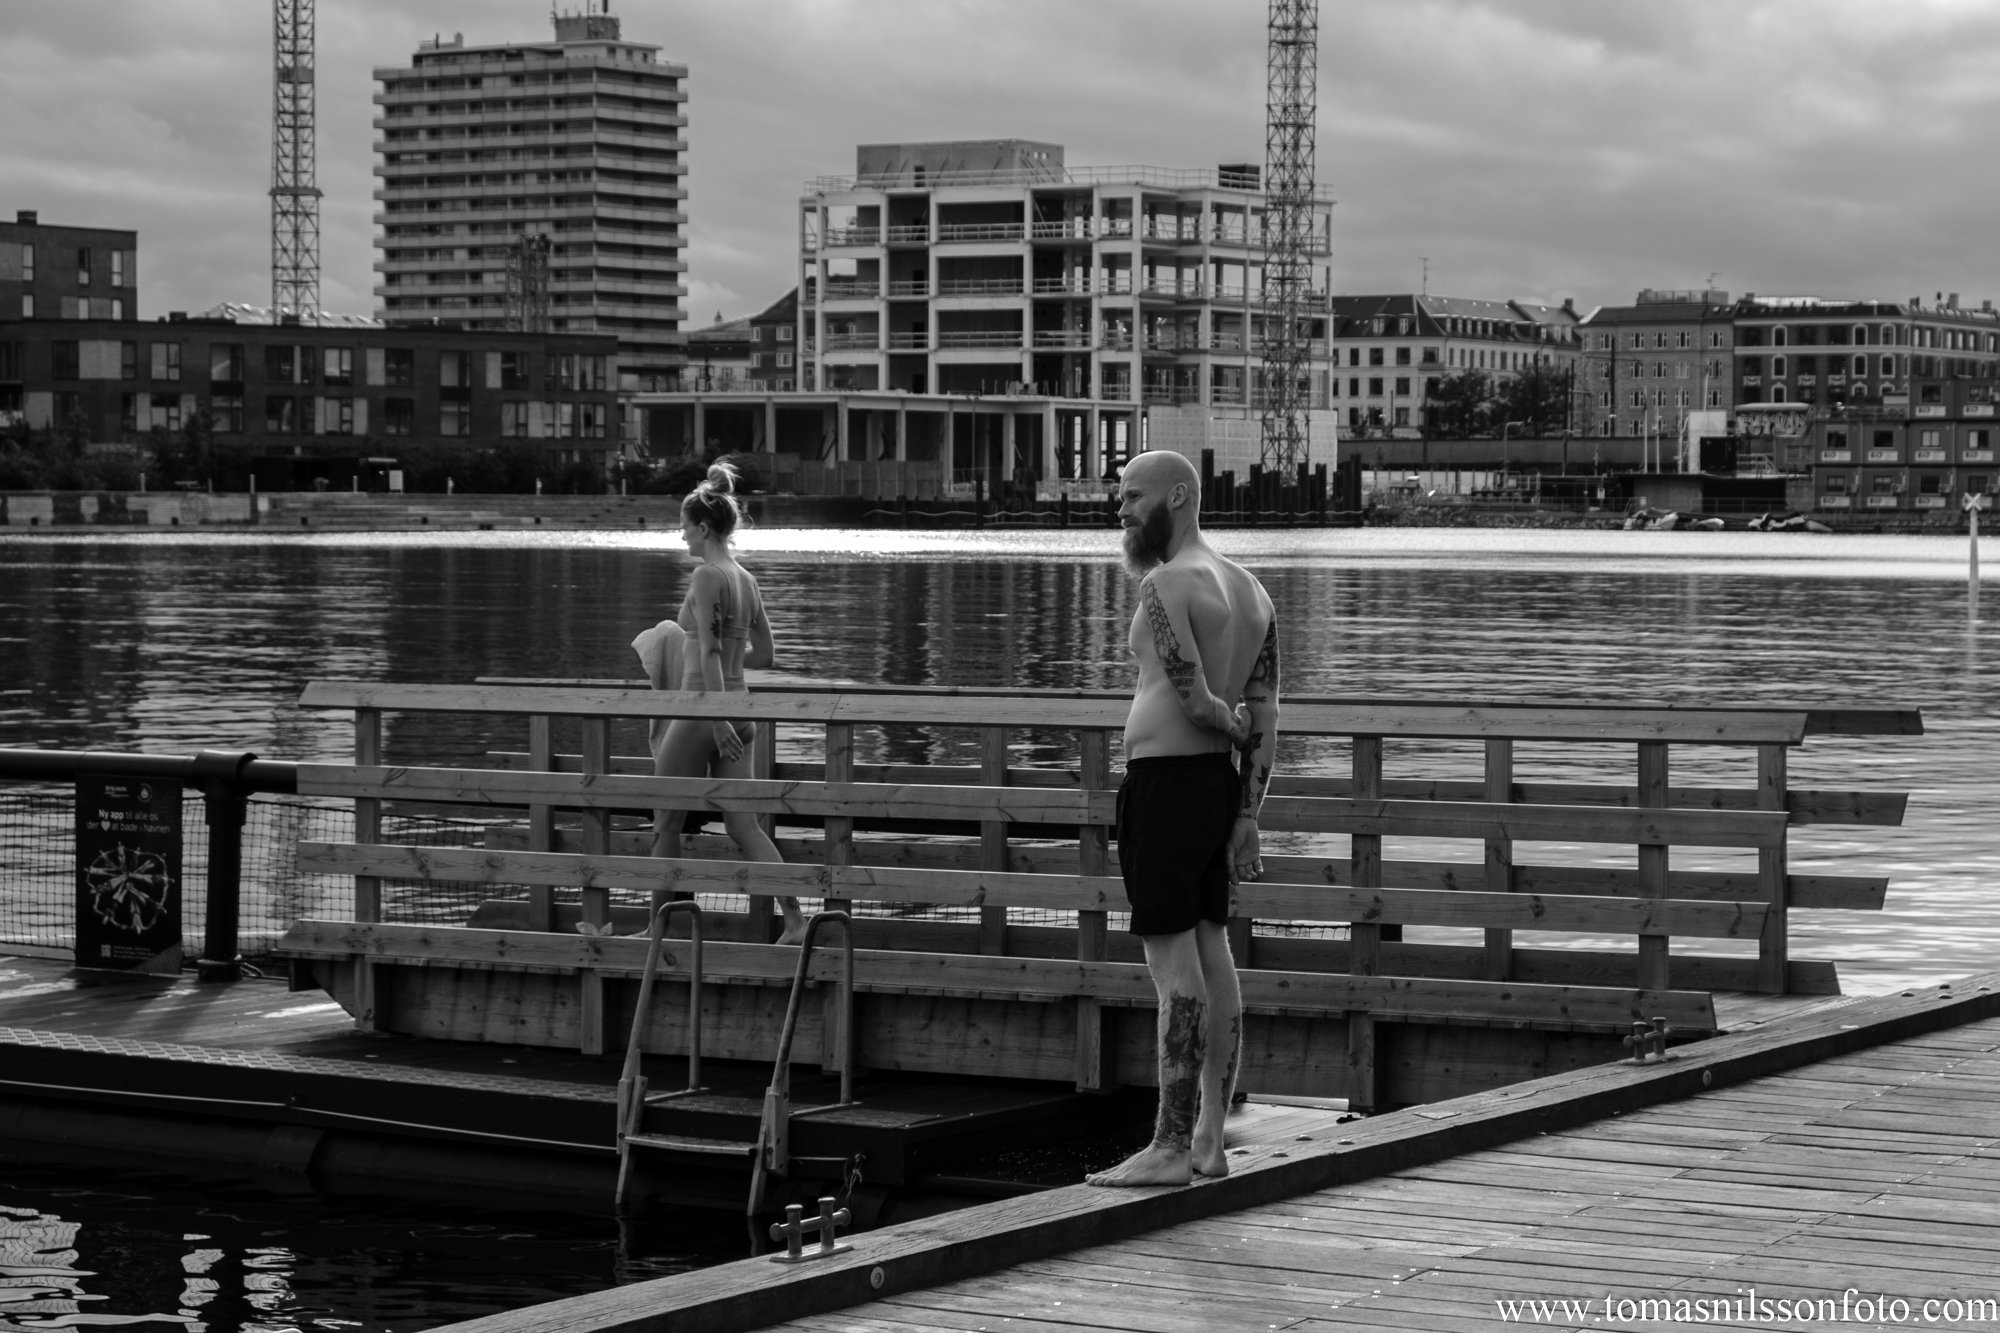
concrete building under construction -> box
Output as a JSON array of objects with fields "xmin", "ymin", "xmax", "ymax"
[
  {"xmin": 372, "ymin": 5, "xmax": 687, "ymax": 388},
  {"xmin": 638, "ymin": 140, "xmax": 1337, "ymax": 496}
]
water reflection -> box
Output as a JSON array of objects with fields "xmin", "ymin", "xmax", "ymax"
[{"xmin": 0, "ymin": 1161, "xmax": 731, "ymax": 1333}]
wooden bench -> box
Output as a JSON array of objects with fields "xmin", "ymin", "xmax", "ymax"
[{"xmin": 279, "ymin": 681, "xmax": 1913, "ymax": 1110}]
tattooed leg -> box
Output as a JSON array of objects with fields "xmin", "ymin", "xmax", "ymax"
[
  {"xmin": 1190, "ymin": 920, "xmax": 1244, "ymax": 1177},
  {"xmin": 1087, "ymin": 932, "xmax": 1207, "ymax": 1187}
]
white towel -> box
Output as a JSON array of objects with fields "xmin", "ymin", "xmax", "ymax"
[{"xmin": 630, "ymin": 619, "xmax": 687, "ymax": 755}]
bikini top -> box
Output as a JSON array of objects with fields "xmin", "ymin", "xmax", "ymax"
[{"xmin": 677, "ymin": 569, "xmax": 758, "ymax": 642}]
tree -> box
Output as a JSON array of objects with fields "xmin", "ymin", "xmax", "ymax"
[
  {"xmin": 1427, "ymin": 370, "xmax": 1492, "ymax": 438},
  {"xmin": 1493, "ymin": 363, "xmax": 1572, "ymax": 438}
]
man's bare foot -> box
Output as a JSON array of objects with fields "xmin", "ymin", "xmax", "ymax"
[
  {"xmin": 1084, "ymin": 1142, "xmax": 1191, "ymax": 1187},
  {"xmin": 1191, "ymin": 1142, "xmax": 1229, "ymax": 1178}
]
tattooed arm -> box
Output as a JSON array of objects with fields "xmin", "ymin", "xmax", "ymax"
[
  {"xmin": 1229, "ymin": 614, "xmax": 1280, "ymax": 882},
  {"xmin": 1140, "ymin": 572, "xmax": 1251, "ymax": 744},
  {"xmin": 686, "ymin": 564, "xmax": 742, "ymax": 760}
]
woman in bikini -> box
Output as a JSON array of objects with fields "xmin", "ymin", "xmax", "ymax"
[{"xmin": 649, "ymin": 462, "xmax": 806, "ymax": 944}]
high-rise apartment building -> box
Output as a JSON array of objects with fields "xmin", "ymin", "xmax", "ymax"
[{"xmin": 373, "ymin": 7, "xmax": 687, "ymax": 388}]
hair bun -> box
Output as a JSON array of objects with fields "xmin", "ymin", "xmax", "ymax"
[{"xmin": 704, "ymin": 460, "xmax": 739, "ymax": 494}]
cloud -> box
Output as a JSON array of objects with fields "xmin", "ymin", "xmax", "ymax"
[{"xmin": 3, "ymin": 0, "xmax": 1998, "ymax": 324}]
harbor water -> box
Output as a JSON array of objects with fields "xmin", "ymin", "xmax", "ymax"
[{"xmin": 1, "ymin": 524, "xmax": 1996, "ymax": 1329}]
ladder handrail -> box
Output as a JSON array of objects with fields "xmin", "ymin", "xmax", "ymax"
[
  {"xmin": 750, "ymin": 911, "xmax": 855, "ymax": 1214},
  {"xmin": 615, "ymin": 895, "xmax": 704, "ymax": 1209}
]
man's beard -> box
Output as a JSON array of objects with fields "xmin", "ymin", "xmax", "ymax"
[{"xmin": 1121, "ymin": 504, "xmax": 1174, "ymax": 576}]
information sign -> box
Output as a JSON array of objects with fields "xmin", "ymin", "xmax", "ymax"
[{"xmin": 75, "ymin": 774, "xmax": 183, "ymax": 974}]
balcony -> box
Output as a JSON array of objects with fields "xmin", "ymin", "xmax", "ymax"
[
  {"xmin": 934, "ymin": 278, "xmax": 1025, "ymax": 298},
  {"xmin": 1742, "ymin": 375, "xmax": 1762, "ymax": 387},
  {"xmin": 885, "ymin": 332, "xmax": 928, "ymax": 351},
  {"xmin": 1030, "ymin": 220, "xmax": 1095, "ymax": 241},
  {"xmin": 1100, "ymin": 330, "xmax": 1134, "ymax": 350},
  {"xmin": 884, "ymin": 280, "xmax": 929, "ymax": 299},
  {"xmin": 1031, "ymin": 277, "xmax": 1097, "ymax": 296},
  {"xmin": 1031, "ymin": 330, "xmax": 1094, "ymax": 350},
  {"xmin": 821, "ymin": 332, "xmax": 879, "ymax": 352},
  {"xmin": 935, "ymin": 331, "xmax": 1025, "ymax": 349},
  {"xmin": 822, "ymin": 227, "xmax": 881, "ymax": 248},
  {"xmin": 884, "ymin": 224, "xmax": 929, "ymax": 245},
  {"xmin": 935, "ymin": 222, "xmax": 1025, "ymax": 243},
  {"xmin": 821, "ymin": 280, "xmax": 880, "ymax": 301}
]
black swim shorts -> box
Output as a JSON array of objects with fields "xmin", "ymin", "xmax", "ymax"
[{"xmin": 1115, "ymin": 752, "xmax": 1242, "ymax": 936}]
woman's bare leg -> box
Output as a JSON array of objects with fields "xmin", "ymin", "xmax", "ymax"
[
  {"xmin": 650, "ymin": 718, "xmax": 714, "ymax": 860},
  {"xmin": 714, "ymin": 738, "xmax": 805, "ymax": 943}
]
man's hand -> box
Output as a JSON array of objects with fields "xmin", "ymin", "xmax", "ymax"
[
  {"xmin": 1227, "ymin": 815, "xmax": 1262, "ymax": 885},
  {"xmin": 1214, "ymin": 700, "xmax": 1253, "ymax": 747}
]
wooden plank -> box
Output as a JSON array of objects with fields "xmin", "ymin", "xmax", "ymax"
[
  {"xmin": 1075, "ymin": 729, "xmax": 1112, "ymax": 1093},
  {"xmin": 525, "ymin": 714, "xmax": 556, "ymax": 931},
  {"xmin": 1483, "ymin": 738, "xmax": 1512, "ymax": 982},
  {"xmin": 351, "ymin": 708, "xmax": 384, "ymax": 1033},
  {"xmin": 300, "ymin": 680, "xmax": 1814, "ymax": 743},
  {"xmin": 1347, "ymin": 736, "xmax": 1383, "ymax": 1113},
  {"xmin": 275, "ymin": 920, "xmax": 1717, "ymax": 1028},
  {"xmin": 1636, "ymin": 741, "xmax": 1669, "ymax": 993},
  {"xmin": 1258, "ymin": 794, "xmax": 1789, "ymax": 848},
  {"xmin": 1758, "ymin": 742, "xmax": 1788, "ymax": 996},
  {"xmin": 576, "ymin": 715, "xmax": 611, "ymax": 1057},
  {"xmin": 492, "ymin": 755, "xmax": 1908, "ymax": 829},
  {"xmin": 977, "ymin": 727, "xmax": 1009, "ymax": 956}
]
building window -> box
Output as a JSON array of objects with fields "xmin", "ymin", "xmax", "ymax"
[
  {"xmin": 777, "ymin": 326, "xmax": 794, "ymax": 342},
  {"xmin": 1826, "ymin": 429, "xmax": 1848, "ymax": 450},
  {"xmin": 50, "ymin": 341, "xmax": 79, "ymax": 381},
  {"xmin": 1770, "ymin": 385, "xmax": 1787, "ymax": 403},
  {"xmin": 383, "ymin": 397, "xmax": 415, "ymax": 436},
  {"xmin": 323, "ymin": 347, "xmax": 353, "ymax": 387},
  {"xmin": 150, "ymin": 342, "xmax": 181, "ymax": 381},
  {"xmin": 501, "ymin": 401, "xmax": 528, "ymax": 437},
  {"xmin": 1393, "ymin": 376, "xmax": 1410, "ymax": 395},
  {"xmin": 777, "ymin": 351, "xmax": 794, "ymax": 368},
  {"xmin": 1772, "ymin": 355, "xmax": 1787, "ymax": 379},
  {"xmin": 386, "ymin": 348, "xmax": 414, "ymax": 386},
  {"xmin": 20, "ymin": 243, "xmax": 33, "ymax": 281},
  {"xmin": 1971, "ymin": 429, "xmax": 1992, "ymax": 450},
  {"xmin": 1348, "ymin": 377, "xmax": 1360, "ymax": 396},
  {"xmin": 579, "ymin": 402, "xmax": 607, "ymax": 438},
  {"xmin": 557, "ymin": 402, "xmax": 576, "ymax": 437},
  {"xmin": 211, "ymin": 396, "xmax": 244, "ymax": 434},
  {"xmin": 1880, "ymin": 354, "xmax": 1896, "ymax": 378},
  {"xmin": 20, "ymin": 294, "xmax": 33, "ymax": 319},
  {"xmin": 210, "ymin": 343, "xmax": 244, "ymax": 383},
  {"xmin": 264, "ymin": 396, "xmax": 297, "ymax": 434},
  {"xmin": 150, "ymin": 397, "xmax": 181, "ymax": 432},
  {"xmin": 1368, "ymin": 377, "xmax": 1383, "ymax": 396},
  {"xmin": 1853, "ymin": 355, "xmax": 1867, "ymax": 377},
  {"xmin": 1395, "ymin": 347, "xmax": 1411, "ymax": 366},
  {"xmin": 440, "ymin": 351, "xmax": 470, "ymax": 388},
  {"xmin": 1368, "ymin": 347, "xmax": 1384, "ymax": 367},
  {"xmin": 76, "ymin": 248, "xmax": 91, "ymax": 285},
  {"xmin": 111, "ymin": 251, "xmax": 124, "ymax": 286},
  {"xmin": 441, "ymin": 400, "xmax": 471, "ymax": 435},
  {"xmin": 1871, "ymin": 474, "xmax": 1896, "ymax": 494},
  {"xmin": 266, "ymin": 345, "xmax": 297, "ymax": 384},
  {"xmin": 121, "ymin": 342, "xmax": 138, "ymax": 381},
  {"xmin": 1774, "ymin": 327, "xmax": 1788, "ymax": 347},
  {"xmin": 500, "ymin": 351, "xmax": 531, "ymax": 389}
]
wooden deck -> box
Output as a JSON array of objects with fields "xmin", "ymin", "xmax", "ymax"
[{"xmin": 426, "ymin": 972, "xmax": 2000, "ymax": 1333}]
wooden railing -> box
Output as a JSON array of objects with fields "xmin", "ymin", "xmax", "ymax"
[{"xmin": 279, "ymin": 682, "xmax": 1913, "ymax": 1110}]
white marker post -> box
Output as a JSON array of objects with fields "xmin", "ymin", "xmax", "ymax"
[{"xmin": 1967, "ymin": 491, "xmax": 1990, "ymax": 617}]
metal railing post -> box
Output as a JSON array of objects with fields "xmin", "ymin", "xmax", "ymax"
[{"xmin": 190, "ymin": 748, "xmax": 258, "ymax": 983}]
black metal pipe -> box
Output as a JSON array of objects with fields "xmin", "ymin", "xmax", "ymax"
[{"xmin": 0, "ymin": 748, "xmax": 298, "ymax": 794}]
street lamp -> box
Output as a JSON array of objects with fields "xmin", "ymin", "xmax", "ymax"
[{"xmin": 1500, "ymin": 419, "xmax": 1520, "ymax": 494}]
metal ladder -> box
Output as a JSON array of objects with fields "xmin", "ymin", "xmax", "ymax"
[
  {"xmin": 747, "ymin": 910, "xmax": 857, "ymax": 1219},
  {"xmin": 613, "ymin": 895, "xmax": 707, "ymax": 1207}
]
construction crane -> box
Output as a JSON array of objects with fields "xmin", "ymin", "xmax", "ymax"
[
  {"xmin": 271, "ymin": 0, "xmax": 322, "ymax": 320},
  {"xmin": 1259, "ymin": 0, "xmax": 1319, "ymax": 476},
  {"xmin": 505, "ymin": 233, "xmax": 553, "ymax": 333}
]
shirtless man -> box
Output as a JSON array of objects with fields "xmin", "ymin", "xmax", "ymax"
[{"xmin": 1087, "ymin": 449, "xmax": 1280, "ymax": 1188}]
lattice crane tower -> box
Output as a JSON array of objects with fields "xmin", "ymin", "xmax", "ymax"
[
  {"xmin": 505, "ymin": 233, "xmax": 553, "ymax": 333},
  {"xmin": 1260, "ymin": 0, "xmax": 1319, "ymax": 474},
  {"xmin": 271, "ymin": 0, "xmax": 322, "ymax": 319}
]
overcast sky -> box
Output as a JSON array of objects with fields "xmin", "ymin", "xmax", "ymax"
[{"xmin": 5, "ymin": 0, "xmax": 1999, "ymax": 325}]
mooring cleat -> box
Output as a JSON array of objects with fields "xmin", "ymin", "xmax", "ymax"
[
  {"xmin": 1622, "ymin": 1015, "xmax": 1671, "ymax": 1064},
  {"xmin": 768, "ymin": 1195, "xmax": 853, "ymax": 1263}
]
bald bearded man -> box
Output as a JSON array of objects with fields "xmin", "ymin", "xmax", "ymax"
[{"xmin": 1087, "ymin": 450, "xmax": 1281, "ymax": 1188}]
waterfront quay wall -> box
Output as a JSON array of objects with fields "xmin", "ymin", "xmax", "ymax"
[{"xmin": 0, "ymin": 489, "xmax": 887, "ymax": 531}]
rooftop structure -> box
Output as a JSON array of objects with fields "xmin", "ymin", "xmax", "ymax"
[{"xmin": 372, "ymin": 5, "xmax": 687, "ymax": 387}]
